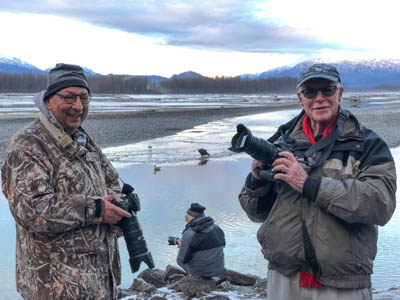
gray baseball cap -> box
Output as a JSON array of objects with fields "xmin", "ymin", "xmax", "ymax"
[{"xmin": 297, "ymin": 63, "xmax": 341, "ymax": 89}]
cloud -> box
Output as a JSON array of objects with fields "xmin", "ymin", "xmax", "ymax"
[{"xmin": 0, "ymin": 0, "xmax": 345, "ymax": 54}]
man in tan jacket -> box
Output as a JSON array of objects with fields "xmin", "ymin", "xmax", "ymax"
[
  {"xmin": 238, "ymin": 64, "xmax": 396, "ymax": 300},
  {"xmin": 1, "ymin": 63, "xmax": 130, "ymax": 300}
]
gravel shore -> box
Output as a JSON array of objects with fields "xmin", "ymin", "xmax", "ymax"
[
  {"xmin": 1, "ymin": 99, "xmax": 399, "ymax": 164},
  {"xmin": 0, "ymin": 105, "xmax": 298, "ymax": 163}
]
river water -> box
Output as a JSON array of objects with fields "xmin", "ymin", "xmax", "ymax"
[{"xmin": 0, "ymin": 99, "xmax": 399, "ymax": 299}]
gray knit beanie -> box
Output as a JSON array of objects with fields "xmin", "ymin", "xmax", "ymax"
[
  {"xmin": 187, "ymin": 203, "xmax": 206, "ymax": 218},
  {"xmin": 44, "ymin": 63, "xmax": 90, "ymax": 100}
]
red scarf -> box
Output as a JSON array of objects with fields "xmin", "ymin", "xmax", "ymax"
[
  {"xmin": 299, "ymin": 113, "xmax": 338, "ymax": 288},
  {"xmin": 302, "ymin": 113, "xmax": 338, "ymax": 145}
]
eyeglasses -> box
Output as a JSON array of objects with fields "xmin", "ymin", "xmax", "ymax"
[
  {"xmin": 300, "ymin": 86, "xmax": 338, "ymax": 99},
  {"xmin": 56, "ymin": 93, "xmax": 91, "ymax": 104}
]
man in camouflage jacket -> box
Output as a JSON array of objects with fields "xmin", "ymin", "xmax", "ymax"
[{"xmin": 1, "ymin": 63, "xmax": 131, "ymax": 300}]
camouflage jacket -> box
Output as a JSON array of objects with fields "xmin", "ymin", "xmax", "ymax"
[{"xmin": 1, "ymin": 117, "xmax": 121, "ymax": 300}]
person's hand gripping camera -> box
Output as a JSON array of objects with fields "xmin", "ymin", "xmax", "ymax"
[
  {"xmin": 251, "ymin": 152, "xmax": 308, "ymax": 193},
  {"xmin": 230, "ymin": 124, "xmax": 308, "ymax": 192}
]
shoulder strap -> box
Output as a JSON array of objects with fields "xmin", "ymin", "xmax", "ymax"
[
  {"xmin": 268, "ymin": 110, "xmax": 305, "ymax": 143},
  {"xmin": 302, "ymin": 110, "xmax": 349, "ymax": 172},
  {"xmin": 39, "ymin": 113, "xmax": 78, "ymax": 156}
]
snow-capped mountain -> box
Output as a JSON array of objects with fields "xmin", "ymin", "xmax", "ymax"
[
  {"xmin": 43, "ymin": 65, "xmax": 101, "ymax": 76},
  {"xmin": 1, "ymin": 57, "xmax": 101, "ymax": 76},
  {"xmin": 170, "ymin": 71, "xmax": 203, "ymax": 79},
  {"xmin": 253, "ymin": 58, "xmax": 400, "ymax": 89},
  {"xmin": 3, "ymin": 56, "xmax": 400, "ymax": 89},
  {"xmin": 0, "ymin": 57, "xmax": 45, "ymax": 74},
  {"xmin": 82, "ymin": 67, "xmax": 101, "ymax": 76}
]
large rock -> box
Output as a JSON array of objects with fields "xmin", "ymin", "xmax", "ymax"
[
  {"xmin": 199, "ymin": 295, "xmax": 231, "ymax": 300},
  {"xmin": 117, "ymin": 288, "xmax": 135, "ymax": 299},
  {"xmin": 137, "ymin": 268, "xmax": 167, "ymax": 288},
  {"xmin": 254, "ymin": 277, "xmax": 268, "ymax": 289},
  {"xmin": 225, "ymin": 269, "xmax": 258, "ymax": 286},
  {"xmin": 168, "ymin": 273, "xmax": 185, "ymax": 284},
  {"xmin": 131, "ymin": 278, "xmax": 156, "ymax": 293},
  {"xmin": 175, "ymin": 275, "xmax": 217, "ymax": 298},
  {"xmin": 165, "ymin": 264, "xmax": 186, "ymax": 279}
]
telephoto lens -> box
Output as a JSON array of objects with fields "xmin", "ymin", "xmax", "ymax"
[
  {"xmin": 113, "ymin": 183, "xmax": 155, "ymax": 273},
  {"xmin": 228, "ymin": 123, "xmax": 279, "ymax": 166},
  {"xmin": 229, "ymin": 123, "xmax": 292, "ymax": 182}
]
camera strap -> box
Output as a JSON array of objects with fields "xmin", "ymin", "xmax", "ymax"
[
  {"xmin": 39, "ymin": 112, "xmax": 79, "ymax": 156},
  {"xmin": 268, "ymin": 110, "xmax": 305, "ymax": 143},
  {"xmin": 303, "ymin": 129, "xmax": 338, "ymax": 172},
  {"xmin": 303, "ymin": 108, "xmax": 348, "ymax": 172}
]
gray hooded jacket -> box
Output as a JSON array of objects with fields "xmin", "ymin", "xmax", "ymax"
[{"xmin": 177, "ymin": 216, "xmax": 225, "ymax": 277}]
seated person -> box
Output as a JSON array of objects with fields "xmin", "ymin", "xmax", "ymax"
[{"xmin": 176, "ymin": 203, "xmax": 226, "ymax": 278}]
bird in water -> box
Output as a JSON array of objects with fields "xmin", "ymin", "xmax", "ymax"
[
  {"xmin": 198, "ymin": 148, "xmax": 210, "ymax": 157},
  {"xmin": 153, "ymin": 164, "xmax": 161, "ymax": 174}
]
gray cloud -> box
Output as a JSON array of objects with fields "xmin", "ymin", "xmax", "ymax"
[{"xmin": 0, "ymin": 0, "xmax": 346, "ymax": 53}]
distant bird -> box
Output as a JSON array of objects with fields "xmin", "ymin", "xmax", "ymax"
[
  {"xmin": 198, "ymin": 148, "xmax": 210, "ymax": 157},
  {"xmin": 148, "ymin": 145, "xmax": 152, "ymax": 150},
  {"xmin": 153, "ymin": 164, "xmax": 161, "ymax": 174}
]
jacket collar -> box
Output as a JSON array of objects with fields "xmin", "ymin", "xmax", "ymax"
[{"xmin": 278, "ymin": 105, "xmax": 363, "ymax": 142}]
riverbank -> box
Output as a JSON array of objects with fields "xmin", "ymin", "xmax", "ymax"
[
  {"xmin": 1, "ymin": 97, "xmax": 400, "ymax": 164},
  {"xmin": 0, "ymin": 104, "xmax": 299, "ymax": 163}
]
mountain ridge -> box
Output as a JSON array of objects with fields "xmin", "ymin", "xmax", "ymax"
[
  {"xmin": 2, "ymin": 56, "xmax": 400, "ymax": 88},
  {"xmin": 251, "ymin": 58, "xmax": 400, "ymax": 88}
]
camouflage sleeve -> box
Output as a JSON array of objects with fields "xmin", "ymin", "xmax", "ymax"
[
  {"xmin": 2, "ymin": 148, "xmax": 99, "ymax": 234},
  {"xmin": 99, "ymin": 149, "xmax": 120, "ymax": 193}
]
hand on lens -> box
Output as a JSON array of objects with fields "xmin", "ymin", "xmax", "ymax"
[
  {"xmin": 272, "ymin": 151, "xmax": 308, "ymax": 193},
  {"xmin": 101, "ymin": 194, "xmax": 132, "ymax": 224},
  {"xmin": 251, "ymin": 160, "xmax": 265, "ymax": 180}
]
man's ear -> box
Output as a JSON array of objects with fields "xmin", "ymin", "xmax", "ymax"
[
  {"xmin": 338, "ymin": 87, "xmax": 344, "ymax": 102},
  {"xmin": 45, "ymin": 98, "xmax": 52, "ymax": 110},
  {"xmin": 297, "ymin": 92, "xmax": 304, "ymax": 106}
]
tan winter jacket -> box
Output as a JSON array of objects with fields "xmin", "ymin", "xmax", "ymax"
[
  {"xmin": 1, "ymin": 117, "xmax": 121, "ymax": 300},
  {"xmin": 239, "ymin": 108, "xmax": 396, "ymax": 289}
]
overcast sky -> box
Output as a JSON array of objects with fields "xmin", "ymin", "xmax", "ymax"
[{"xmin": 1, "ymin": 0, "xmax": 399, "ymax": 77}]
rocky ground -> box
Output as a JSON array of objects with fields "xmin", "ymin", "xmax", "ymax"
[
  {"xmin": 117, "ymin": 266, "xmax": 400, "ymax": 300},
  {"xmin": 118, "ymin": 265, "xmax": 268, "ymax": 300}
]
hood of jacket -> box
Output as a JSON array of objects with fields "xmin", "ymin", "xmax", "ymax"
[
  {"xmin": 184, "ymin": 216, "xmax": 214, "ymax": 234},
  {"xmin": 33, "ymin": 91, "xmax": 64, "ymax": 129}
]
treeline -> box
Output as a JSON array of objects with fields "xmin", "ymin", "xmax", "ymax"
[
  {"xmin": 0, "ymin": 73, "xmax": 149, "ymax": 94},
  {"xmin": 156, "ymin": 76, "xmax": 296, "ymax": 93},
  {"xmin": 0, "ymin": 73, "xmax": 47, "ymax": 92},
  {"xmin": 371, "ymin": 85, "xmax": 400, "ymax": 91},
  {"xmin": 88, "ymin": 76, "xmax": 148, "ymax": 93},
  {"xmin": 0, "ymin": 72, "xmax": 297, "ymax": 94}
]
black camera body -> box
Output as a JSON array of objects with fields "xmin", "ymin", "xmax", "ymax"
[
  {"xmin": 112, "ymin": 183, "xmax": 155, "ymax": 273},
  {"xmin": 229, "ymin": 124, "xmax": 291, "ymax": 181},
  {"xmin": 168, "ymin": 236, "xmax": 180, "ymax": 245}
]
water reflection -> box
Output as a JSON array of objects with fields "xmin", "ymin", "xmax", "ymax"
[
  {"xmin": 116, "ymin": 159, "xmax": 268, "ymax": 288},
  {"xmin": 103, "ymin": 109, "xmax": 301, "ymax": 168}
]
